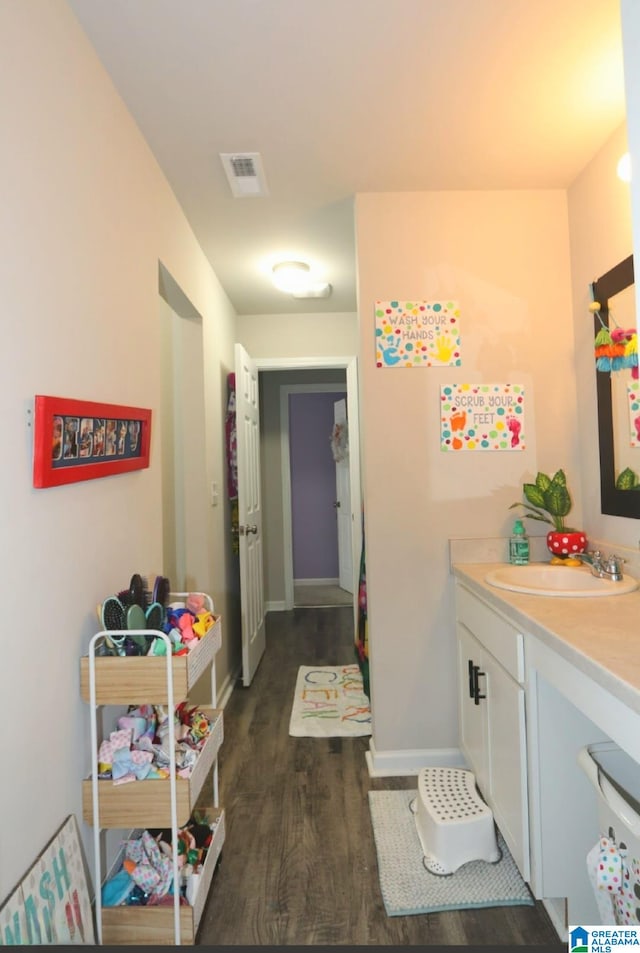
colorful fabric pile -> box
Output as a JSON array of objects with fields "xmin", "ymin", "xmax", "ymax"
[
  {"xmin": 101, "ymin": 813, "xmax": 220, "ymax": 908},
  {"xmin": 97, "ymin": 703, "xmax": 212, "ymax": 783}
]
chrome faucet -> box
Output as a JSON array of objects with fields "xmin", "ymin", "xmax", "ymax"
[{"xmin": 575, "ymin": 550, "xmax": 626, "ymax": 581}]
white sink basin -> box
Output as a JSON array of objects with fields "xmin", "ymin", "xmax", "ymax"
[{"xmin": 485, "ymin": 563, "xmax": 639, "ymax": 597}]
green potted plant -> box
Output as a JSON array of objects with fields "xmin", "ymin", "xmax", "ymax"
[
  {"xmin": 510, "ymin": 469, "xmax": 587, "ymax": 559},
  {"xmin": 616, "ymin": 466, "xmax": 640, "ymax": 491}
]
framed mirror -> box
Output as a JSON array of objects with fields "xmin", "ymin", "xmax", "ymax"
[{"xmin": 591, "ymin": 254, "xmax": 640, "ymax": 518}]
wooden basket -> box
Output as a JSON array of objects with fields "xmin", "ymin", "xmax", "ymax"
[
  {"xmin": 83, "ymin": 709, "xmax": 223, "ymax": 828},
  {"xmin": 80, "ymin": 615, "xmax": 222, "ymax": 705},
  {"xmin": 100, "ymin": 807, "xmax": 225, "ymax": 945}
]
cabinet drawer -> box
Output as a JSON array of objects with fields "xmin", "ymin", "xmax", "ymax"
[{"xmin": 456, "ymin": 584, "xmax": 524, "ymax": 683}]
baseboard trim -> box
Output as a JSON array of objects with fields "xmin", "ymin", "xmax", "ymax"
[
  {"xmin": 265, "ymin": 600, "xmax": 286, "ymax": 612},
  {"xmin": 217, "ymin": 665, "xmax": 241, "ymax": 709},
  {"xmin": 293, "ymin": 577, "xmax": 339, "ymax": 586},
  {"xmin": 542, "ymin": 898, "xmax": 566, "ymax": 942},
  {"xmin": 365, "ymin": 739, "xmax": 466, "ymax": 777}
]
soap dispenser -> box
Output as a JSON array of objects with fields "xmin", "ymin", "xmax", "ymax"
[{"xmin": 509, "ymin": 519, "xmax": 530, "ymax": 565}]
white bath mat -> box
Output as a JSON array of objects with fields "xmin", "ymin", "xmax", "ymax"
[
  {"xmin": 288, "ymin": 664, "xmax": 371, "ymax": 737},
  {"xmin": 368, "ymin": 789, "xmax": 534, "ymax": 916}
]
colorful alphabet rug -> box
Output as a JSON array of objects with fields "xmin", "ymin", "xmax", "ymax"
[{"xmin": 288, "ymin": 664, "xmax": 372, "ymax": 737}]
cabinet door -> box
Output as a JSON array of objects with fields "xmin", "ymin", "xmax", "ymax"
[
  {"xmin": 484, "ymin": 650, "xmax": 529, "ymax": 881},
  {"xmin": 457, "ymin": 622, "xmax": 489, "ymax": 794}
]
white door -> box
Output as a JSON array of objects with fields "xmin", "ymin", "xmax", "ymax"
[
  {"xmin": 235, "ymin": 342, "xmax": 266, "ymax": 686},
  {"xmin": 346, "ymin": 357, "xmax": 362, "ymax": 629},
  {"xmin": 333, "ymin": 398, "xmax": 353, "ymax": 593}
]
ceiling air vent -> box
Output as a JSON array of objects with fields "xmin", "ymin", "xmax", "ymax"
[{"xmin": 220, "ymin": 152, "xmax": 269, "ymax": 198}]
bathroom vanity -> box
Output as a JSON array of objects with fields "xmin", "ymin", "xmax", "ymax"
[{"xmin": 453, "ymin": 560, "xmax": 640, "ymax": 934}]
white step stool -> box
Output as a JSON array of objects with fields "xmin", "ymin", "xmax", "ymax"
[{"xmin": 411, "ymin": 766, "xmax": 500, "ymax": 875}]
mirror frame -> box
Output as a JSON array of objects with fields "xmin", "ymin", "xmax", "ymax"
[{"xmin": 591, "ymin": 253, "xmax": 639, "ymax": 518}]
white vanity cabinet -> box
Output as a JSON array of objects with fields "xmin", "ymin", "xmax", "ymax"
[
  {"xmin": 455, "ymin": 581, "xmax": 530, "ymax": 881},
  {"xmin": 452, "ymin": 557, "xmax": 640, "ymax": 939}
]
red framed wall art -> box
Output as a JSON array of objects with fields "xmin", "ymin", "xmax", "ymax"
[{"xmin": 33, "ymin": 395, "xmax": 152, "ymax": 488}]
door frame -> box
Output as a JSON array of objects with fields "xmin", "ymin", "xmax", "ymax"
[
  {"xmin": 158, "ymin": 262, "xmax": 208, "ymax": 593},
  {"xmin": 254, "ymin": 356, "xmax": 361, "ymax": 619},
  {"xmin": 280, "ymin": 382, "xmax": 350, "ymax": 609},
  {"xmin": 333, "ymin": 396, "xmax": 352, "ymax": 593}
]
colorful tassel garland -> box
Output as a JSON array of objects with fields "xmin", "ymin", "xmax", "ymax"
[
  {"xmin": 594, "ymin": 325, "xmax": 615, "ymax": 371},
  {"xmin": 611, "ymin": 329, "xmax": 638, "ymax": 372},
  {"xmin": 626, "ymin": 332, "xmax": 639, "ymax": 379},
  {"xmin": 593, "ymin": 302, "xmax": 638, "ymax": 375}
]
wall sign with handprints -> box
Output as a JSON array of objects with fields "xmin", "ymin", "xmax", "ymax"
[
  {"xmin": 375, "ymin": 300, "xmax": 461, "ymax": 367},
  {"xmin": 440, "ymin": 384, "xmax": 525, "ymax": 451}
]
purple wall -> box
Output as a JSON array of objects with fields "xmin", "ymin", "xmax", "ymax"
[{"xmin": 289, "ymin": 391, "xmax": 346, "ymax": 579}]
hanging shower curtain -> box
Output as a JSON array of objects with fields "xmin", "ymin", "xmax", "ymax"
[
  {"xmin": 355, "ymin": 512, "xmax": 369, "ymax": 698},
  {"xmin": 225, "ymin": 372, "xmax": 239, "ymax": 555}
]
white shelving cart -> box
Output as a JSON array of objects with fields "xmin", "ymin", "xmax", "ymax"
[{"xmin": 80, "ymin": 593, "xmax": 225, "ymax": 945}]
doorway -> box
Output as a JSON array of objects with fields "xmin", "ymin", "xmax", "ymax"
[
  {"xmin": 280, "ymin": 383, "xmax": 350, "ymax": 608},
  {"xmin": 255, "ymin": 357, "xmax": 361, "ymax": 620},
  {"xmin": 158, "ymin": 263, "xmax": 208, "ymax": 592}
]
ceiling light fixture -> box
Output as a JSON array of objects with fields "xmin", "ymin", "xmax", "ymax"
[
  {"xmin": 271, "ymin": 260, "xmax": 331, "ymax": 298},
  {"xmin": 291, "ymin": 283, "xmax": 332, "ymax": 300},
  {"xmin": 272, "ymin": 260, "xmax": 311, "ymax": 292},
  {"xmin": 617, "ymin": 152, "xmax": 632, "ymax": 183}
]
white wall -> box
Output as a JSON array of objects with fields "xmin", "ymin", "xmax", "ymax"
[
  {"xmin": 0, "ymin": 0, "xmax": 238, "ymax": 901},
  {"xmin": 622, "ymin": 0, "xmax": 640, "ymax": 318},
  {"xmin": 568, "ymin": 121, "xmax": 636, "ymax": 548},
  {"xmin": 356, "ymin": 113, "xmax": 639, "ymax": 767},
  {"xmin": 355, "ymin": 191, "xmax": 578, "ymax": 755},
  {"xmin": 236, "ymin": 311, "xmax": 358, "ymax": 358}
]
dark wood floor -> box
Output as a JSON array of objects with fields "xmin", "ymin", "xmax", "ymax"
[{"xmin": 197, "ymin": 606, "xmax": 563, "ymax": 947}]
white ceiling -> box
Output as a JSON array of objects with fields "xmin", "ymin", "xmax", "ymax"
[{"xmin": 68, "ymin": 0, "xmax": 626, "ymax": 316}]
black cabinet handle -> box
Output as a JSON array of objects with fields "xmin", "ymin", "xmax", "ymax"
[
  {"xmin": 468, "ymin": 659, "xmax": 475, "ymax": 698},
  {"xmin": 473, "ymin": 664, "xmax": 486, "ymax": 705}
]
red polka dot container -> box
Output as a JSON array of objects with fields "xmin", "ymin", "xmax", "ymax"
[{"xmin": 546, "ymin": 530, "xmax": 587, "ymax": 557}]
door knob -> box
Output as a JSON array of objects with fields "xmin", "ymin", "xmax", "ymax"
[
  {"xmin": 239, "ymin": 524, "xmax": 258, "ymax": 535},
  {"xmin": 333, "ymin": 501, "xmax": 340, "ymax": 508}
]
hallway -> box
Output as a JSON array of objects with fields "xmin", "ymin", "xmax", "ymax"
[
  {"xmin": 293, "ymin": 582, "xmax": 353, "ymax": 607},
  {"xmin": 197, "ymin": 607, "xmax": 562, "ymax": 946}
]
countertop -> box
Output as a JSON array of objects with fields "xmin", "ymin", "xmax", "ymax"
[{"xmin": 452, "ymin": 561, "xmax": 640, "ymax": 718}]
